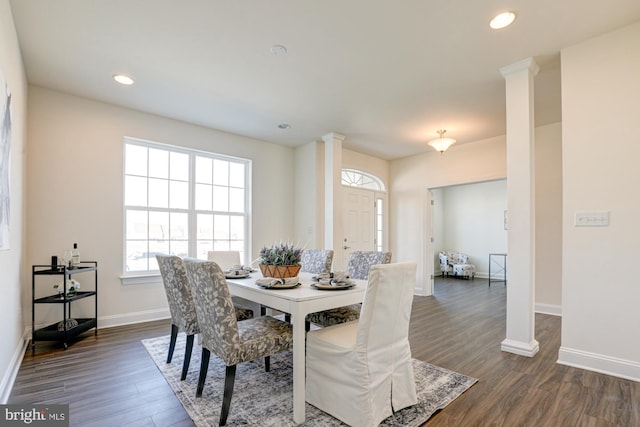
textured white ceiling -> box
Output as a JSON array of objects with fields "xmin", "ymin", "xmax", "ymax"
[{"xmin": 9, "ymin": 0, "xmax": 640, "ymax": 159}]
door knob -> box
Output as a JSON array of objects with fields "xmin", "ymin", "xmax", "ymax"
[{"xmin": 343, "ymin": 245, "xmax": 351, "ymax": 250}]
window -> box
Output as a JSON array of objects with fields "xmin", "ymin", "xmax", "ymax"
[
  {"xmin": 124, "ymin": 138, "xmax": 250, "ymax": 276},
  {"xmin": 375, "ymin": 197, "xmax": 384, "ymax": 251},
  {"xmin": 341, "ymin": 169, "xmax": 385, "ymax": 191}
]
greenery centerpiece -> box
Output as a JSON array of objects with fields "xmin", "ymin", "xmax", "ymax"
[{"xmin": 257, "ymin": 242, "xmax": 303, "ymax": 279}]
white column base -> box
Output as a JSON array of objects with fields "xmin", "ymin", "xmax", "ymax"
[{"xmin": 501, "ymin": 338, "xmax": 539, "ymax": 357}]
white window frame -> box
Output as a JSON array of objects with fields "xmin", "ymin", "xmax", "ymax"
[{"xmin": 121, "ymin": 137, "xmax": 251, "ymax": 284}]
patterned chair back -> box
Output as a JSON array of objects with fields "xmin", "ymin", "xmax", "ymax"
[
  {"xmin": 183, "ymin": 258, "xmax": 241, "ymax": 365},
  {"xmin": 156, "ymin": 254, "xmax": 199, "ymax": 335},
  {"xmin": 450, "ymin": 252, "xmax": 469, "ymax": 264},
  {"xmin": 300, "ymin": 249, "xmax": 334, "ymax": 274},
  {"xmin": 346, "ymin": 251, "xmax": 392, "ymax": 280}
]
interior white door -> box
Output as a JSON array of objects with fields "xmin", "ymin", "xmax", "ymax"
[{"xmin": 342, "ymin": 187, "xmax": 376, "ymax": 267}]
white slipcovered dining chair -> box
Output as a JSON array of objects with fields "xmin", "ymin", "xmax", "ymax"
[
  {"xmin": 306, "ymin": 262, "xmax": 418, "ymax": 427},
  {"xmin": 305, "ymin": 251, "xmax": 391, "ymax": 330},
  {"xmin": 207, "ymin": 250, "xmax": 242, "ymax": 271},
  {"xmin": 183, "ymin": 258, "xmax": 294, "ymax": 426},
  {"xmin": 156, "ymin": 254, "xmax": 253, "ymax": 381}
]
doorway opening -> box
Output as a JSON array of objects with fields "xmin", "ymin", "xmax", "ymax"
[
  {"xmin": 428, "ymin": 179, "xmax": 507, "ymax": 294},
  {"xmin": 341, "ymin": 169, "xmax": 387, "ymax": 269}
]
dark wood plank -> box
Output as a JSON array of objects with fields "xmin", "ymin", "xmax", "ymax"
[
  {"xmin": 9, "ymin": 277, "xmax": 640, "ymax": 426},
  {"xmin": 413, "ymin": 277, "xmax": 640, "ymax": 427}
]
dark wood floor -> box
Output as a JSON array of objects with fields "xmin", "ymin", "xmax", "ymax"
[{"xmin": 9, "ymin": 277, "xmax": 640, "ymax": 426}]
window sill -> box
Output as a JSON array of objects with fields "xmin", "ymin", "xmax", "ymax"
[{"xmin": 120, "ymin": 273, "xmax": 162, "ymax": 285}]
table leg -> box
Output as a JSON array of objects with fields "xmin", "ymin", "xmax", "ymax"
[{"xmin": 291, "ymin": 307, "xmax": 306, "ymax": 424}]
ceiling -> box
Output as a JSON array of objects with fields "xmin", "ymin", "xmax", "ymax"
[{"xmin": 9, "ymin": 1, "xmax": 640, "ymax": 160}]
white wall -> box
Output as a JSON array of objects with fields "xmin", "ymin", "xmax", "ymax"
[
  {"xmin": 0, "ymin": 0, "xmax": 28, "ymax": 402},
  {"xmin": 390, "ymin": 136, "xmax": 508, "ymax": 294},
  {"xmin": 438, "ymin": 180, "xmax": 507, "ymax": 276},
  {"xmin": 390, "ymin": 122, "xmax": 563, "ymax": 306},
  {"xmin": 294, "ymin": 140, "xmax": 324, "ymax": 248},
  {"xmin": 342, "ymin": 148, "xmax": 389, "ymax": 188},
  {"xmin": 535, "ymin": 123, "xmax": 563, "ymax": 315},
  {"xmin": 559, "ymin": 21, "xmax": 640, "ymax": 380},
  {"xmin": 26, "ymin": 86, "xmax": 296, "ymax": 329}
]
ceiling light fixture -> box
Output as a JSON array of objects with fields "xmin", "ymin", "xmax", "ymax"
[
  {"xmin": 428, "ymin": 130, "xmax": 456, "ymax": 154},
  {"xmin": 270, "ymin": 45, "xmax": 287, "ymax": 55},
  {"xmin": 278, "ymin": 123, "xmax": 291, "ymax": 129},
  {"xmin": 490, "ymin": 11, "xmax": 516, "ymax": 29},
  {"xmin": 113, "ymin": 74, "xmax": 134, "ymax": 85}
]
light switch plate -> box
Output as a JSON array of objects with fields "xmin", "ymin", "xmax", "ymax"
[{"xmin": 574, "ymin": 211, "xmax": 609, "ymax": 227}]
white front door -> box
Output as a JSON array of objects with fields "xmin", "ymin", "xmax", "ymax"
[{"xmin": 342, "ymin": 187, "xmax": 376, "ymax": 268}]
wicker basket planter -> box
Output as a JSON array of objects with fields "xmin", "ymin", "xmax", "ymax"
[{"xmin": 259, "ymin": 264, "xmax": 301, "ymax": 279}]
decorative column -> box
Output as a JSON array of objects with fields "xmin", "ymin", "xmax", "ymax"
[
  {"xmin": 500, "ymin": 57, "xmax": 539, "ymax": 357},
  {"xmin": 322, "ymin": 132, "xmax": 345, "ymax": 266}
]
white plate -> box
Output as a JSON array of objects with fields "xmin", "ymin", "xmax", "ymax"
[
  {"xmin": 311, "ymin": 283, "xmax": 355, "ymax": 291},
  {"xmin": 257, "ymin": 282, "xmax": 301, "ymax": 289},
  {"xmin": 225, "ymin": 273, "xmax": 251, "ymax": 279}
]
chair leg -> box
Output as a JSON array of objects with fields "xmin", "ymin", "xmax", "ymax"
[
  {"xmin": 181, "ymin": 334, "xmax": 195, "ymax": 381},
  {"xmin": 167, "ymin": 324, "xmax": 178, "ymax": 363},
  {"xmin": 284, "ymin": 313, "xmax": 291, "ymax": 323},
  {"xmin": 260, "ymin": 305, "xmax": 266, "ymax": 316},
  {"xmin": 220, "ymin": 365, "xmax": 237, "ymax": 426},
  {"xmin": 264, "ymin": 356, "xmax": 270, "ymax": 372},
  {"xmin": 196, "ymin": 348, "xmax": 210, "ymax": 398},
  {"xmin": 305, "ymin": 321, "xmax": 311, "ymax": 332}
]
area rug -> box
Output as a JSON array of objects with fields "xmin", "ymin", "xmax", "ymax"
[{"xmin": 142, "ymin": 335, "xmax": 477, "ymax": 426}]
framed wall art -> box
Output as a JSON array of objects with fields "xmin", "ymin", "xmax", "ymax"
[{"xmin": 0, "ymin": 71, "xmax": 12, "ymax": 250}]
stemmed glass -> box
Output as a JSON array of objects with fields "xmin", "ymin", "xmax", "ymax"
[{"xmin": 61, "ymin": 250, "xmax": 72, "ymax": 269}]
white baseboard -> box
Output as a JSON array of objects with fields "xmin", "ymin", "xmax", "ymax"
[
  {"xmin": 98, "ymin": 308, "xmax": 170, "ymax": 329},
  {"xmin": 0, "ymin": 329, "xmax": 30, "ymax": 404},
  {"xmin": 558, "ymin": 346, "xmax": 640, "ymax": 382},
  {"xmin": 535, "ymin": 303, "xmax": 562, "ymax": 316},
  {"xmin": 501, "ymin": 338, "xmax": 540, "ymax": 357}
]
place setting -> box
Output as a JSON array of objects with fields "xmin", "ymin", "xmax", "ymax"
[
  {"xmin": 223, "ymin": 264, "xmax": 255, "ymax": 279},
  {"xmin": 311, "ymin": 271, "xmax": 355, "ymax": 290},
  {"xmin": 255, "ymin": 276, "xmax": 301, "ymax": 289}
]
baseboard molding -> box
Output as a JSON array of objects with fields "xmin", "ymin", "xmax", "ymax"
[
  {"xmin": 535, "ymin": 303, "xmax": 562, "ymax": 316},
  {"xmin": 98, "ymin": 308, "xmax": 170, "ymax": 329},
  {"xmin": 558, "ymin": 346, "xmax": 640, "ymax": 382},
  {"xmin": 501, "ymin": 338, "xmax": 540, "ymax": 357},
  {"xmin": 0, "ymin": 329, "xmax": 30, "ymax": 404}
]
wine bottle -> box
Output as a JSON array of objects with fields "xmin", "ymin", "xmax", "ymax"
[{"xmin": 71, "ymin": 243, "xmax": 80, "ymax": 267}]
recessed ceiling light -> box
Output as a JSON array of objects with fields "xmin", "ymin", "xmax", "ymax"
[
  {"xmin": 278, "ymin": 123, "xmax": 291, "ymax": 129},
  {"xmin": 270, "ymin": 45, "xmax": 287, "ymax": 56},
  {"xmin": 490, "ymin": 11, "xmax": 516, "ymax": 30},
  {"xmin": 113, "ymin": 74, "xmax": 134, "ymax": 85}
]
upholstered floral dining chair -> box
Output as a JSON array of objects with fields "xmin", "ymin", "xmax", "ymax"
[
  {"xmin": 300, "ymin": 249, "xmax": 334, "ymax": 274},
  {"xmin": 183, "ymin": 258, "xmax": 294, "ymax": 426},
  {"xmin": 156, "ymin": 254, "xmax": 253, "ymax": 382}
]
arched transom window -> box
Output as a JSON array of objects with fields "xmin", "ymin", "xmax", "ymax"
[{"xmin": 341, "ymin": 169, "xmax": 386, "ymax": 191}]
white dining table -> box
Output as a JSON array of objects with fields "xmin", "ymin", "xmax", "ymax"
[{"xmin": 225, "ymin": 272, "xmax": 366, "ymax": 424}]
